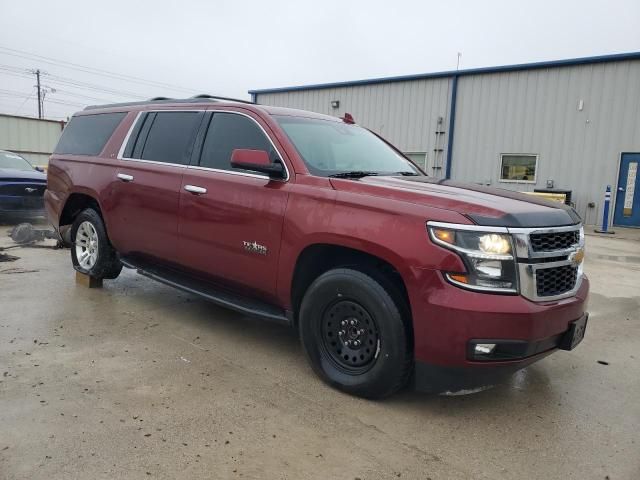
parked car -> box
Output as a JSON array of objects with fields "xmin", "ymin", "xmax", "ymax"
[
  {"xmin": 45, "ymin": 97, "xmax": 589, "ymax": 398},
  {"xmin": 0, "ymin": 149, "xmax": 47, "ymax": 219}
]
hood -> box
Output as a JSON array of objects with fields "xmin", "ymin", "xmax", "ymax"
[
  {"xmin": 0, "ymin": 168, "xmax": 47, "ymax": 182},
  {"xmin": 329, "ymin": 175, "xmax": 581, "ymax": 228}
]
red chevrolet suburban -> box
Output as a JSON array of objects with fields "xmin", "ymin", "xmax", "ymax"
[{"xmin": 45, "ymin": 96, "xmax": 589, "ymax": 398}]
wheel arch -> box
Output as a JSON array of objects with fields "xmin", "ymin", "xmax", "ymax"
[
  {"xmin": 59, "ymin": 190, "xmax": 104, "ymax": 227},
  {"xmin": 290, "ymin": 243, "xmax": 413, "ymax": 333}
]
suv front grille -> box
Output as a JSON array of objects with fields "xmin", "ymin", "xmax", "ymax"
[
  {"xmin": 536, "ymin": 265, "xmax": 578, "ymax": 297},
  {"xmin": 510, "ymin": 225, "xmax": 583, "ymax": 301},
  {"xmin": 530, "ymin": 230, "xmax": 579, "ymax": 252}
]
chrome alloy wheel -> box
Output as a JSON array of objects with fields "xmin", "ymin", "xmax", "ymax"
[{"xmin": 75, "ymin": 221, "xmax": 99, "ymax": 270}]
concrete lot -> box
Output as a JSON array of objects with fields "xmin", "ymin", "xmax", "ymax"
[{"xmin": 1, "ymin": 222, "xmax": 639, "ymax": 480}]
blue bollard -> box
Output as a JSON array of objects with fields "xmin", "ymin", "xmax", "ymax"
[{"xmin": 595, "ymin": 185, "xmax": 615, "ymax": 234}]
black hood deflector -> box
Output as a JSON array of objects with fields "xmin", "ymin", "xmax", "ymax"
[{"xmin": 404, "ymin": 177, "xmax": 582, "ymax": 228}]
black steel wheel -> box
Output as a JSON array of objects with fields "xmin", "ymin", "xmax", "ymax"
[
  {"xmin": 299, "ymin": 268, "xmax": 412, "ymax": 399},
  {"xmin": 321, "ymin": 300, "xmax": 380, "ymax": 373}
]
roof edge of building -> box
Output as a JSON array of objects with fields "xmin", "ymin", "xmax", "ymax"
[
  {"xmin": 249, "ymin": 51, "xmax": 640, "ymax": 95},
  {"xmin": 0, "ymin": 113, "xmax": 66, "ymax": 124}
]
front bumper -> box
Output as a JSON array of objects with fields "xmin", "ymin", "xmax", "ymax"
[
  {"xmin": 408, "ymin": 268, "xmax": 589, "ymax": 392},
  {"xmin": 414, "ymin": 313, "xmax": 588, "ymax": 393}
]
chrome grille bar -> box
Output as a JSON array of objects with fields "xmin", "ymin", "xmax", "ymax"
[{"xmin": 508, "ymin": 225, "xmax": 584, "ymax": 302}]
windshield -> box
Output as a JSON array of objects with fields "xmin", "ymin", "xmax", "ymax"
[
  {"xmin": 0, "ymin": 151, "xmax": 34, "ymax": 171},
  {"xmin": 275, "ymin": 116, "xmax": 422, "ymax": 177}
]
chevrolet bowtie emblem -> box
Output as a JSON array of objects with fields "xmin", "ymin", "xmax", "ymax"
[{"xmin": 569, "ymin": 248, "xmax": 585, "ymax": 266}]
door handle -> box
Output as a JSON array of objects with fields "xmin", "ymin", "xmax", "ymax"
[
  {"xmin": 184, "ymin": 185, "xmax": 207, "ymax": 195},
  {"xmin": 117, "ymin": 173, "xmax": 134, "ymax": 182},
  {"xmin": 618, "ymin": 187, "xmax": 625, "ymax": 192}
]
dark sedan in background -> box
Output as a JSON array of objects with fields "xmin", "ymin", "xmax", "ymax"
[{"xmin": 0, "ymin": 150, "xmax": 47, "ymax": 219}]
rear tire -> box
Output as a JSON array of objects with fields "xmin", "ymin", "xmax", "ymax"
[
  {"xmin": 70, "ymin": 208, "xmax": 122, "ymax": 280},
  {"xmin": 299, "ymin": 268, "xmax": 412, "ymax": 399}
]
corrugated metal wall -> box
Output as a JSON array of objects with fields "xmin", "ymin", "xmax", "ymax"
[
  {"xmin": 0, "ymin": 114, "xmax": 64, "ymax": 166},
  {"xmin": 451, "ymin": 61, "xmax": 640, "ymax": 224},
  {"xmin": 255, "ymin": 59, "xmax": 640, "ymax": 225},
  {"xmin": 257, "ymin": 78, "xmax": 452, "ymax": 174}
]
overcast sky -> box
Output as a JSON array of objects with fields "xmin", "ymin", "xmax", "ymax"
[{"xmin": 1, "ymin": 0, "xmax": 639, "ymax": 120}]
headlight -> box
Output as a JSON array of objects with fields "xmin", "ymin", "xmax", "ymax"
[{"xmin": 428, "ymin": 224, "xmax": 518, "ymax": 293}]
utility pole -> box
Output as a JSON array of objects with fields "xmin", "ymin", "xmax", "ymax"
[{"xmin": 35, "ymin": 69, "xmax": 42, "ymax": 119}]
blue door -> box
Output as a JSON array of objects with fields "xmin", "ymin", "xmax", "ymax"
[{"xmin": 614, "ymin": 153, "xmax": 640, "ymax": 227}]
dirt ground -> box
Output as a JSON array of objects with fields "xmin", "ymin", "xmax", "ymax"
[{"xmin": 1, "ymin": 222, "xmax": 639, "ymax": 480}]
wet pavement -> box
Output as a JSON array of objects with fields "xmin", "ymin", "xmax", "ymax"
[{"xmin": 1, "ymin": 224, "xmax": 639, "ymax": 479}]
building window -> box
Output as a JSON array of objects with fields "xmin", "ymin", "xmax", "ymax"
[
  {"xmin": 404, "ymin": 152, "xmax": 427, "ymax": 171},
  {"xmin": 500, "ymin": 154, "xmax": 538, "ymax": 183}
]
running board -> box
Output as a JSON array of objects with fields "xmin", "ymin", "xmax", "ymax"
[{"xmin": 120, "ymin": 257, "xmax": 291, "ymax": 325}]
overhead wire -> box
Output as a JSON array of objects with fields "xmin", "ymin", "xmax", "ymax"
[
  {"xmin": 0, "ymin": 45, "xmax": 203, "ymax": 94},
  {"xmin": 0, "ymin": 65, "xmax": 144, "ymax": 100},
  {"xmin": 0, "ymin": 88, "xmax": 85, "ymax": 107},
  {"xmin": 0, "ymin": 45, "xmax": 214, "ymax": 118},
  {"xmin": 13, "ymin": 86, "xmax": 36, "ymax": 115}
]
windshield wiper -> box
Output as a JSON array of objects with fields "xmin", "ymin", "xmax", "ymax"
[
  {"xmin": 329, "ymin": 171, "xmax": 380, "ymax": 179},
  {"xmin": 392, "ymin": 171, "xmax": 420, "ymax": 176}
]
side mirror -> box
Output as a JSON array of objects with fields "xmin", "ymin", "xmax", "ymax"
[
  {"xmin": 230, "ymin": 149, "xmax": 285, "ymax": 179},
  {"xmin": 35, "ymin": 166, "xmax": 45, "ymax": 172}
]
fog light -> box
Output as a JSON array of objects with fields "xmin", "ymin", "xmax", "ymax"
[{"xmin": 474, "ymin": 343, "xmax": 496, "ymax": 355}]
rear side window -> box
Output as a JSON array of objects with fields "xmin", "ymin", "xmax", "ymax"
[
  {"xmin": 199, "ymin": 113, "xmax": 274, "ymax": 171},
  {"xmin": 126, "ymin": 111, "xmax": 202, "ymax": 165},
  {"xmin": 54, "ymin": 112, "xmax": 126, "ymax": 155}
]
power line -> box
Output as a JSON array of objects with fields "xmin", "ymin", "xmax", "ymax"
[
  {"xmin": 0, "ymin": 45, "xmax": 203, "ymax": 94},
  {"xmin": 0, "ymin": 64, "xmax": 147, "ymax": 97},
  {"xmin": 14, "ymin": 86, "xmax": 36, "ymax": 115},
  {"xmin": 0, "ymin": 88, "xmax": 85, "ymax": 107},
  {"xmin": 40, "ymin": 86, "xmax": 115, "ymax": 104},
  {"xmin": 45, "ymin": 73, "xmax": 148, "ymax": 99},
  {"xmin": 0, "ymin": 97, "xmax": 67, "ymax": 119},
  {"xmin": 0, "ymin": 64, "xmax": 150, "ymax": 101},
  {"xmin": 0, "ymin": 66, "xmax": 34, "ymax": 80}
]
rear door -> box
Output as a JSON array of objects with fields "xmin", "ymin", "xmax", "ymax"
[
  {"xmin": 177, "ymin": 110, "xmax": 290, "ymax": 300},
  {"xmin": 109, "ymin": 110, "xmax": 204, "ymax": 262}
]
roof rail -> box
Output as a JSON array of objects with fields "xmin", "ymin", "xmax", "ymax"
[
  {"xmin": 84, "ymin": 94, "xmax": 255, "ymax": 111},
  {"xmin": 189, "ymin": 94, "xmax": 255, "ymax": 104}
]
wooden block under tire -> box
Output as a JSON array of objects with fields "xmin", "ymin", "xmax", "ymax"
[{"xmin": 75, "ymin": 270, "xmax": 103, "ymax": 288}]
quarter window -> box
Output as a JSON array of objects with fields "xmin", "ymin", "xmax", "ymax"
[
  {"xmin": 199, "ymin": 113, "xmax": 274, "ymax": 171},
  {"xmin": 137, "ymin": 112, "xmax": 202, "ymax": 164},
  {"xmin": 500, "ymin": 154, "xmax": 538, "ymax": 183},
  {"xmin": 55, "ymin": 112, "xmax": 126, "ymax": 155}
]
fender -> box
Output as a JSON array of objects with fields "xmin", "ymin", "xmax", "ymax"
[
  {"xmin": 276, "ymin": 182, "xmax": 469, "ymax": 309},
  {"xmin": 45, "ymin": 154, "xmax": 118, "ymax": 237}
]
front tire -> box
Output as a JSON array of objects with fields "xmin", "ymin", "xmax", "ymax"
[
  {"xmin": 70, "ymin": 208, "xmax": 122, "ymax": 280},
  {"xmin": 299, "ymin": 268, "xmax": 412, "ymax": 399}
]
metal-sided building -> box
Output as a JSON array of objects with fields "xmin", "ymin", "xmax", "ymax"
[
  {"xmin": 250, "ymin": 52, "xmax": 640, "ymax": 228},
  {"xmin": 0, "ymin": 114, "xmax": 65, "ymax": 167}
]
